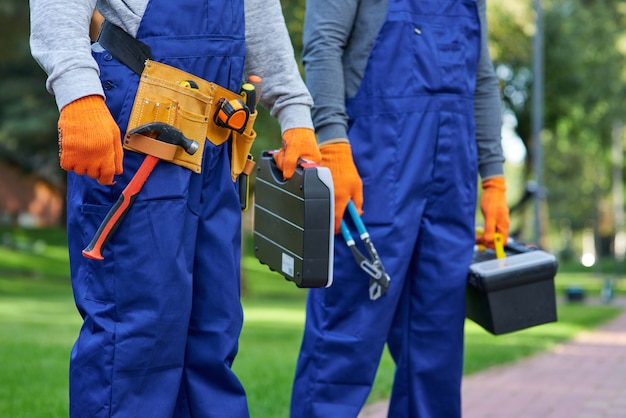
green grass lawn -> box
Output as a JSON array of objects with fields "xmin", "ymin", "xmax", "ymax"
[{"xmin": 0, "ymin": 227, "xmax": 624, "ymax": 417}]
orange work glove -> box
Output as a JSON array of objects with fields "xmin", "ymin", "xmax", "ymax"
[
  {"xmin": 58, "ymin": 95, "xmax": 123, "ymax": 185},
  {"xmin": 273, "ymin": 128, "xmax": 322, "ymax": 179},
  {"xmin": 478, "ymin": 177, "xmax": 510, "ymax": 249},
  {"xmin": 319, "ymin": 142, "xmax": 363, "ymax": 234}
]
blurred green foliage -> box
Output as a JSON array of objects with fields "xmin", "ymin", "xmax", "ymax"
[
  {"xmin": 489, "ymin": 0, "xmax": 626, "ymax": 248},
  {"xmin": 0, "ymin": 0, "xmax": 60, "ymax": 184}
]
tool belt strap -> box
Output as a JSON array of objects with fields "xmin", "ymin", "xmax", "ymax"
[{"xmin": 98, "ymin": 21, "xmax": 152, "ymax": 76}]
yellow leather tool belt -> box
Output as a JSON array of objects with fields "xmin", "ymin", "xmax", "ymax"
[{"xmin": 124, "ymin": 60, "xmax": 257, "ymax": 180}]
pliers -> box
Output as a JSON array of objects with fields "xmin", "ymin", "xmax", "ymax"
[{"xmin": 340, "ymin": 200, "xmax": 391, "ymax": 300}]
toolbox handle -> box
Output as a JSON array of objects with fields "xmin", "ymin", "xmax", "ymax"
[{"xmin": 475, "ymin": 227, "xmax": 506, "ymax": 259}]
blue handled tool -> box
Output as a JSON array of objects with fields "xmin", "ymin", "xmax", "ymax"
[{"xmin": 341, "ymin": 200, "xmax": 391, "ymax": 300}]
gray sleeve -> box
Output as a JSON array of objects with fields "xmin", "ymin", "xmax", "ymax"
[
  {"xmin": 29, "ymin": 0, "xmax": 104, "ymax": 110},
  {"xmin": 474, "ymin": 0, "xmax": 505, "ymax": 179},
  {"xmin": 244, "ymin": 0, "xmax": 314, "ymax": 134},
  {"xmin": 302, "ymin": 0, "xmax": 360, "ymax": 143}
]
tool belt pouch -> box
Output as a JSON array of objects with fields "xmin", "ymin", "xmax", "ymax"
[
  {"xmin": 125, "ymin": 60, "xmax": 257, "ymax": 175},
  {"xmin": 231, "ymin": 110, "xmax": 257, "ymax": 181}
]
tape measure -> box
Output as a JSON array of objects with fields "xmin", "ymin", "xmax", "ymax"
[
  {"xmin": 179, "ymin": 80, "xmax": 199, "ymax": 89},
  {"xmin": 214, "ymin": 98, "xmax": 249, "ymax": 133}
]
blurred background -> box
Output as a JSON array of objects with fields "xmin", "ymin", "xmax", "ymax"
[{"xmin": 2, "ymin": 0, "xmax": 626, "ymax": 416}]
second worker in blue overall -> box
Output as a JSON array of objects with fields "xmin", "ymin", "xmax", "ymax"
[{"xmin": 291, "ymin": 0, "xmax": 510, "ymax": 416}]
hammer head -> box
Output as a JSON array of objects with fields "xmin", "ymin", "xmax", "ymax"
[{"xmin": 129, "ymin": 122, "xmax": 199, "ymax": 155}]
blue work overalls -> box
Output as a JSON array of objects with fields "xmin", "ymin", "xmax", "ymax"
[
  {"xmin": 291, "ymin": 0, "xmax": 480, "ymax": 417},
  {"xmin": 66, "ymin": 1, "xmax": 248, "ymax": 417}
]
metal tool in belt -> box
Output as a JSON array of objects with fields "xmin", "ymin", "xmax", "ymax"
[{"xmin": 340, "ymin": 200, "xmax": 391, "ymax": 300}]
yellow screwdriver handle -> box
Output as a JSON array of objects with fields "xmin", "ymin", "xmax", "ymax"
[{"xmin": 494, "ymin": 232, "xmax": 506, "ymax": 259}]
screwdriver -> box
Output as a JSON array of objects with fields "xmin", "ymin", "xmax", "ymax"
[{"xmin": 237, "ymin": 76, "xmax": 262, "ymax": 211}]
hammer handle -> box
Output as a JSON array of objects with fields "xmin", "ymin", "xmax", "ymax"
[{"xmin": 82, "ymin": 155, "xmax": 159, "ymax": 260}]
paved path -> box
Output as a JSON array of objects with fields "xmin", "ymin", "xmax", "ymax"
[{"xmin": 359, "ymin": 300, "xmax": 626, "ymax": 418}]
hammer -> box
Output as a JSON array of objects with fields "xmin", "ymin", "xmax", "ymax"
[{"xmin": 82, "ymin": 122, "xmax": 199, "ymax": 260}]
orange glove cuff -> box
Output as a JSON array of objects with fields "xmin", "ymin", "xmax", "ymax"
[
  {"xmin": 273, "ymin": 128, "xmax": 322, "ymax": 179},
  {"xmin": 479, "ymin": 177, "xmax": 510, "ymax": 248},
  {"xmin": 482, "ymin": 177, "xmax": 506, "ymax": 193},
  {"xmin": 58, "ymin": 95, "xmax": 123, "ymax": 185},
  {"xmin": 320, "ymin": 142, "xmax": 363, "ymax": 233}
]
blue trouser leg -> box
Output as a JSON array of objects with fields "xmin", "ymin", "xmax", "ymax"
[
  {"xmin": 386, "ymin": 203, "xmax": 473, "ymax": 417},
  {"xmin": 68, "ymin": 141, "xmax": 247, "ymax": 417},
  {"xmin": 67, "ymin": 159, "xmax": 197, "ymax": 417},
  {"xmin": 291, "ymin": 222, "xmax": 412, "ymax": 418},
  {"xmin": 174, "ymin": 143, "xmax": 249, "ymax": 418}
]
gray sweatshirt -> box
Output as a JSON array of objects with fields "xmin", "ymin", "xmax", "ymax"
[
  {"xmin": 302, "ymin": 0, "xmax": 504, "ymax": 179},
  {"xmin": 29, "ymin": 0, "xmax": 314, "ymax": 134}
]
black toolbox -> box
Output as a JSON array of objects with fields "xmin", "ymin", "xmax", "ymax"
[
  {"xmin": 253, "ymin": 151, "xmax": 334, "ymax": 288},
  {"xmin": 466, "ymin": 241, "xmax": 559, "ymax": 335}
]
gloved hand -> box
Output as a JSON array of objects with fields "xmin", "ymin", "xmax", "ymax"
[
  {"xmin": 478, "ymin": 177, "xmax": 510, "ymax": 249},
  {"xmin": 273, "ymin": 128, "xmax": 322, "ymax": 179},
  {"xmin": 58, "ymin": 95, "xmax": 123, "ymax": 185},
  {"xmin": 319, "ymin": 141, "xmax": 363, "ymax": 234}
]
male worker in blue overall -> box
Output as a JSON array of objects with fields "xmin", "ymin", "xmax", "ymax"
[
  {"xmin": 29, "ymin": 0, "xmax": 320, "ymax": 416},
  {"xmin": 291, "ymin": 0, "xmax": 510, "ymax": 416}
]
